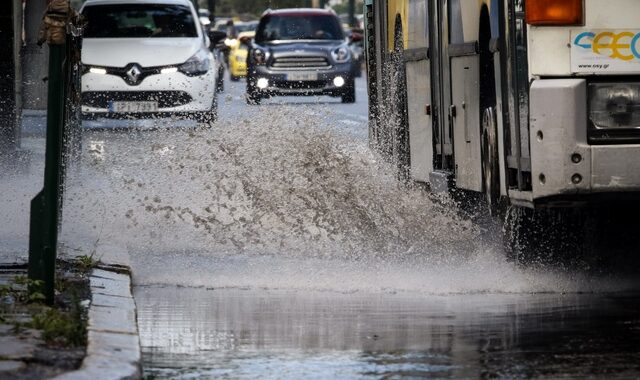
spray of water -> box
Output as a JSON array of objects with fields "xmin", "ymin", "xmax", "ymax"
[{"xmin": 46, "ymin": 104, "xmax": 639, "ymax": 294}]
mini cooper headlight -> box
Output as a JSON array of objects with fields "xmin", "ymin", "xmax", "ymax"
[
  {"xmin": 253, "ymin": 48, "xmax": 266, "ymax": 64},
  {"xmin": 331, "ymin": 46, "xmax": 351, "ymax": 63}
]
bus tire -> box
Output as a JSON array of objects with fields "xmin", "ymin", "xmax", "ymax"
[
  {"xmin": 503, "ymin": 205, "xmax": 534, "ymax": 264},
  {"xmin": 503, "ymin": 205, "xmax": 590, "ymax": 266},
  {"xmin": 482, "ymin": 107, "xmax": 500, "ymax": 215}
]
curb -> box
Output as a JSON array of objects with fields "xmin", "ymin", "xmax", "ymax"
[{"xmin": 54, "ymin": 246, "xmax": 141, "ymax": 380}]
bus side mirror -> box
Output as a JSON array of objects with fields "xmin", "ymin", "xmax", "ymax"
[{"xmin": 208, "ymin": 30, "xmax": 227, "ymax": 46}]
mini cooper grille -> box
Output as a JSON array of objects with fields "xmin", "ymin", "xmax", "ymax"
[
  {"xmin": 82, "ymin": 91, "xmax": 193, "ymax": 108},
  {"xmin": 270, "ymin": 56, "xmax": 331, "ymax": 69}
]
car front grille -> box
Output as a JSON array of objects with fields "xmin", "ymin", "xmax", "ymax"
[
  {"xmin": 82, "ymin": 91, "xmax": 193, "ymax": 108},
  {"xmin": 270, "ymin": 56, "xmax": 331, "ymax": 70},
  {"xmin": 272, "ymin": 80, "xmax": 327, "ymax": 90}
]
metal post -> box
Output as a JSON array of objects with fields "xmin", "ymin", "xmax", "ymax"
[
  {"xmin": 29, "ymin": 44, "xmax": 65, "ymax": 304},
  {"xmin": 22, "ymin": 0, "xmax": 48, "ymax": 110},
  {"xmin": 208, "ymin": 0, "xmax": 215, "ymax": 23},
  {"xmin": 348, "ymin": 0, "xmax": 356, "ymax": 27},
  {"xmin": 13, "ymin": 0, "xmax": 23, "ymax": 148},
  {"xmin": 28, "ymin": 0, "xmax": 72, "ymax": 305},
  {"xmin": 0, "ymin": 0, "xmax": 17, "ymax": 154}
]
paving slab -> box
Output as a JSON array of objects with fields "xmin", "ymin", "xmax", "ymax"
[
  {"xmin": 0, "ymin": 360, "xmax": 26, "ymax": 372},
  {"xmin": 0, "ymin": 335, "xmax": 37, "ymax": 360},
  {"xmin": 86, "ymin": 330, "xmax": 141, "ymax": 362},
  {"xmin": 88, "ymin": 304, "xmax": 138, "ymax": 335},
  {"xmin": 91, "ymin": 292, "xmax": 136, "ymax": 310},
  {"xmin": 90, "ymin": 276, "xmax": 132, "ymax": 299},
  {"xmin": 54, "ymin": 355, "xmax": 140, "ymax": 380},
  {"xmin": 92, "ymin": 269, "xmax": 130, "ymax": 283}
]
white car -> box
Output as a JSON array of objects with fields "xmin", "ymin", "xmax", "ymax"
[{"xmin": 80, "ymin": 0, "xmax": 220, "ymax": 123}]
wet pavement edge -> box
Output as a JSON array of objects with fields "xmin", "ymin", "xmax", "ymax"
[{"xmin": 54, "ymin": 245, "xmax": 142, "ymax": 380}]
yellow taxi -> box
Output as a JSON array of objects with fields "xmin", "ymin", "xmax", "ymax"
[{"xmin": 228, "ymin": 31, "xmax": 254, "ymax": 81}]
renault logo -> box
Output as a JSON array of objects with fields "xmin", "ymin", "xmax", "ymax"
[{"xmin": 126, "ymin": 64, "xmax": 142, "ymax": 84}]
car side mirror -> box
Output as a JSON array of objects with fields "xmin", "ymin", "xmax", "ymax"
[
  {"xmin": 350, "ymin": 32, "xmax": 363, "ymax": 43},
  {"xmin": 208, "ymin": 30, "xmax": 227, "ymax": 46}
]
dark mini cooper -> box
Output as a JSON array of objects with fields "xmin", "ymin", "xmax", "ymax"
[{"xmin": 246, "ymin": 8, "xmax": 357, "ymax": 104}]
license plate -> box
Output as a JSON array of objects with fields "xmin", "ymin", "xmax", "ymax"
[
  {"xmin": 108, "ymin": 101, "xmax": 158, "ymax": 113},
  {"xmin": 286, "ymin": 72, "xmax": 318, "ymax": 81}
]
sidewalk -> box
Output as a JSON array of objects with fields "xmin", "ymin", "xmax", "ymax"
[{"xmin": 0, "ymin": 111, "xmax": 142, "ymax": 379}]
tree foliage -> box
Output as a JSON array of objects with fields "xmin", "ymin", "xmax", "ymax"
[{"xmin": 199, "ymin": 0, "xmax": 308, "ymax": 18}]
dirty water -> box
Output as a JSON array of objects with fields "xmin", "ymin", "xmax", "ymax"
[{"xmin": 137, "ymin": 286, "xmax": 640, "ymax": 379}]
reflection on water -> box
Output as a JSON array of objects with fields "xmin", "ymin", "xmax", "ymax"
[{"xmin": 137, "ymin": 286, "xmax": 640, "ymax": 379}]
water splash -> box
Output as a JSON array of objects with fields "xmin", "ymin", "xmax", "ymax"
[{"xmin": 55, "ymin": 105, "xmax": 639, "ymax": 294}]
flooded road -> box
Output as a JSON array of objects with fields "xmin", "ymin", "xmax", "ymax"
[
  {"xmin": 137, "ymin": 287, "xmax": 640, "ymax": 379},
  {"xmin": 4, "ymin": 75, "xmax": 640, "ymax": 378}
]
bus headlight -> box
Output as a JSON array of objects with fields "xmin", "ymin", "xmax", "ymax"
[{"xmin": 589, "ymin": 83, "xmax": 640, "ymax": 129}]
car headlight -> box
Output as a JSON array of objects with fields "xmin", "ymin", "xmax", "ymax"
[
  {"xmin": 331, "ymin": 46, "xmax": 351, "ymax": 63},
  {"xmin": 589, "ymin": 83, "xmax": 640, "ymax": 129},
  {"xmin": 179, "ymin": 49, "xmax": 210, "ymax": 76},
  {"xmin": 253, "ymin": 48, "xmax": 266, "ymax": 64}
]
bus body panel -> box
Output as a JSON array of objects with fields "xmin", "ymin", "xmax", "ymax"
[
  {"xmin": 407, "ymin": 60, "xmax": 433, "ymax": 181},
  {"xmin": 592, "ymin": 146, "xmax": 640, "ymax": 191},
  {"xmin": 494, "ymin": 53, "xmax": 508, "ymax": 197},
  {"xmin": 451, "ymin": 55, "xmax": 482, "ymax": 191},
  {"xmin": 529, "ymin": 79, "xmax": 591, "ymax": 199},
  {"xmin": 406, "ymin": 0, "xmax": 432, "ymax": 182},
  {"xmin": 387, "ymin": 0, "xmax": 409, "ymax": 49}
]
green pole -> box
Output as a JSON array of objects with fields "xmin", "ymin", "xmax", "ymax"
[
  {"xmin": 348, "ymin": 0, "xmax": 356, "ymax": 27},
  {"xmin": 28, "ymin": 43, "xmax": 65, "ymax": 305}
]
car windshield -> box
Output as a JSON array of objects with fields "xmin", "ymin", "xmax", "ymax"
[
  {"xmin": 82, "ymin": 4, "xmax": 197, "ymax": 38},
  {"xmin": 255, "ymin": 14, "xmax": 344, "ymax": 43},
  {"xmin": 236, "ymin": 22, "xmax": 258, "ymax": 33}
]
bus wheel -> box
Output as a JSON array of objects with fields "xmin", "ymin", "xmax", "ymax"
[
  {"xmin": 503, "ymin": 205, "xmax": 536, "ymax": 264},
  {"xmin": 481, "ymin": 107, "xmax": 500, "ymax": 215}
]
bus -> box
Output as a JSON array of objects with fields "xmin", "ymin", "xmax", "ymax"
[{"xmin": 364, "ymin": 0, "xmax": 640, "ymax": 260}]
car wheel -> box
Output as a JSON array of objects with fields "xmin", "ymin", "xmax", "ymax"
[
  {"xmin": 217, "ymin": 66, "xmax": 224, "ymax": 93},
  {"xmin": 194, "ymin": 97, "xmax": 218, "ymax": 126},
  {"xmin": 341, "ymin": 80, "xmax": 356, "ymax": 103},
  {"xmin": 230, "ymin": 74, "xmax": 240, "ymax": 82},
  {"xmin": 246, "ymin": 79, "xmax": 262, "ymax": 105},
  {"xmin": 246, "ymin": 92, "xmax": 262, "ymax": 105}
]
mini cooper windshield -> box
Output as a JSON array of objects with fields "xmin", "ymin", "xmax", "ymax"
[{"xmin": 255, "ymin": 14, "xmax": 344, "ymax": 43}]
